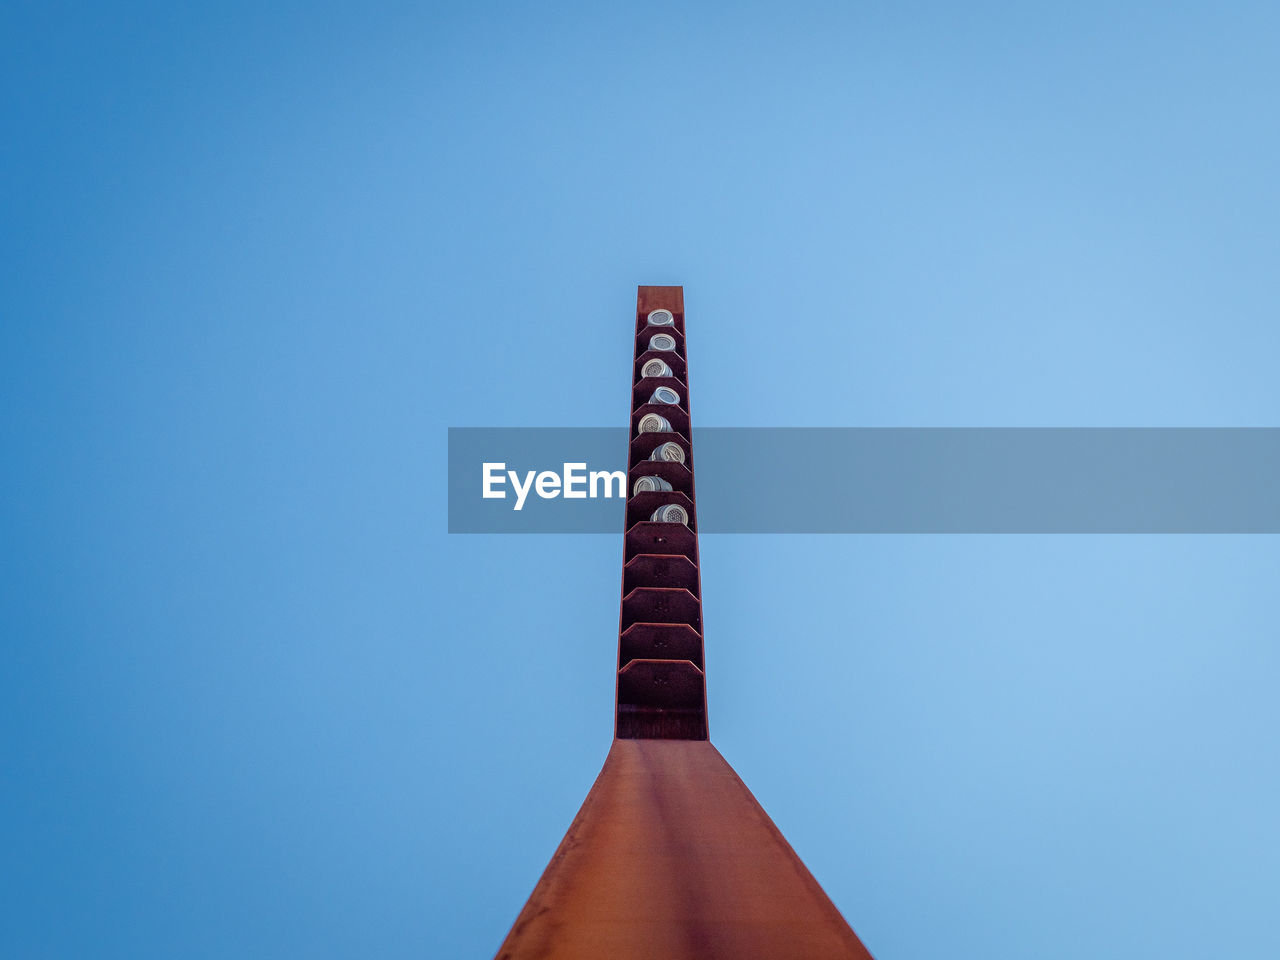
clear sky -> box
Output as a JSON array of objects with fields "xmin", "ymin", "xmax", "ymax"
[{"xmin": 3, "ymin": 1, "xmax": 1279, "ymax": 958}]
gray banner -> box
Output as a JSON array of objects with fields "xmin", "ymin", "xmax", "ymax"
[{"xmin": 448, "ymin": 428, "xmax": 1280, "ymax": 533}]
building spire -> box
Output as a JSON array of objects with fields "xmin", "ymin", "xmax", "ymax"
[
  {"xmin": 617, "ymin": 286, "xmax": 708, "ymax": 740},
  {"xmin": 495, "ymin": 287, "xmax": 874, "ymax": 960}
]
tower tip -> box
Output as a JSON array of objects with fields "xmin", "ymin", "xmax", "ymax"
[{"xmin": 636, "ymin": 286, "xmax": 684, "ymax": 317}]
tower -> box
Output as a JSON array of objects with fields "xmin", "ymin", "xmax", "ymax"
[{"xmin": 496, "ymin": 287, "xmax": 873, "ymax": 960}]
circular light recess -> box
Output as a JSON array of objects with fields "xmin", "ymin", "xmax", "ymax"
[
  {"xmin": 649, "ymin": 334, "xmax": 677, "ymax": 352},
  {"xmin": 647, "ymin": 309, "xmax": 675, "ymax": 326},
  {"xmin": 649, "ymin": 441, "xmax": 686, "ymax": 464},
  {"xmin": 650, "ymin": 386, "xmax": 681, "ymax": 405},
  {"xmin": 633, "ymin": 476, "xmax": 674, "ymax": 494},
  {"xmin": 637, "ymin": 413, "xmax": 672, "ymax": 434},
  {"xmin": 641, "ymin": 359, "xmax": 673, "ymax": 378},
  {"xmin": 650, "ymin": 504, "xmax": 690, "ymax": 525}
]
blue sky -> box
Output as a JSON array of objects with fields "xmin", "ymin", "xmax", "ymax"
[{"xmin": 3, "ymin": 1, "xmax": 1278, "ymax": 957}]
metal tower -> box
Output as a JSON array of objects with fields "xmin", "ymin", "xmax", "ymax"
[{"xmin": 496, "ymin": 287, "xmax": 873, "ymax": 960}]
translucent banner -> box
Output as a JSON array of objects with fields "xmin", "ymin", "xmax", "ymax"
[{"xmin": 448, "ymin": 428, "xmax": 1280, "ymax": 533}]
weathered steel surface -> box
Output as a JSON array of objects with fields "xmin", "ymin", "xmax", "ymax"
[
  {"xmin": 495, "ymin": 739, "xmax": 873, "ymax": 960},
  {"xmin": 619, "ymin": 622, "xmax": 704, "ymax": 667},
  {"xmin": 636, "ymin": 285, "xmax": 685, "ymax": 322},
  {"xmin": 622, "ymin": 556, "xmax": 701, "ymax": 597}
]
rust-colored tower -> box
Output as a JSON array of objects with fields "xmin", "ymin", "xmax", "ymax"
[{"xmin": 496, "ymin": 287, "xmax": 873, "ymax": 960}]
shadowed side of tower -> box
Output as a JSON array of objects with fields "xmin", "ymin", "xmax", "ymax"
[{"xmin": 495, "ymin": 288, "xmax": 873, "ymax": 960}]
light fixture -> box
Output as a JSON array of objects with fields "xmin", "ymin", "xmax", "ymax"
[
  {"xmin": 648, "ymin": 441, "xmax": 686, "ymax": 464},
  {"xmin": 650, "ymin": 504, "xmax": 690, "ymax": 525},
  {"xmin": 649, "ymin": 333, "xmax": 677, "ymax": 352},
  {"xmin": 637, "ymin": 413, "xmax": 672, "ymax": 434},
  {"xmin": 641, "ymin": 359, "xmax": 673, "ymax": 378},
  {"xmin": 647, "ymin": 309, "xmax": 675, "ymax": 326},
  {"xmin": 632, "ymin": 476, "xmax": 674, "ymax": 494},
  {"xmin": 649, "ymin": 386, "xmax": 680, "ymax": 405}
]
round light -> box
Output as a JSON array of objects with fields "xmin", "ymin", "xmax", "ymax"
[
  {"xmin": 649, "ymin": 334, "xmax": 677, "ymax": 352},
  {"xmin": 632, "ymin": 475, "xmax": 674, "ymax": 494},
  {"xmin": 650, "ymin": 504, "xmax": 690, "ymax": 525},
  {"xmin": 647, "ymin": 309, "xmax": 675, "ymax": 326},
  {"xmin": 649, "ymin": 441, "xmax": 686, "ymax": 464},
  {"xmin": 650, "ymin": 386, "xmax": 680, "ymax": 405},
  {"xmin": 637, "ymin": 413, "xmax": 672, "ymax": 434},
  {"xmin": 641, "ymin": 359, "xmax": 673, "ymax": 378}
]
